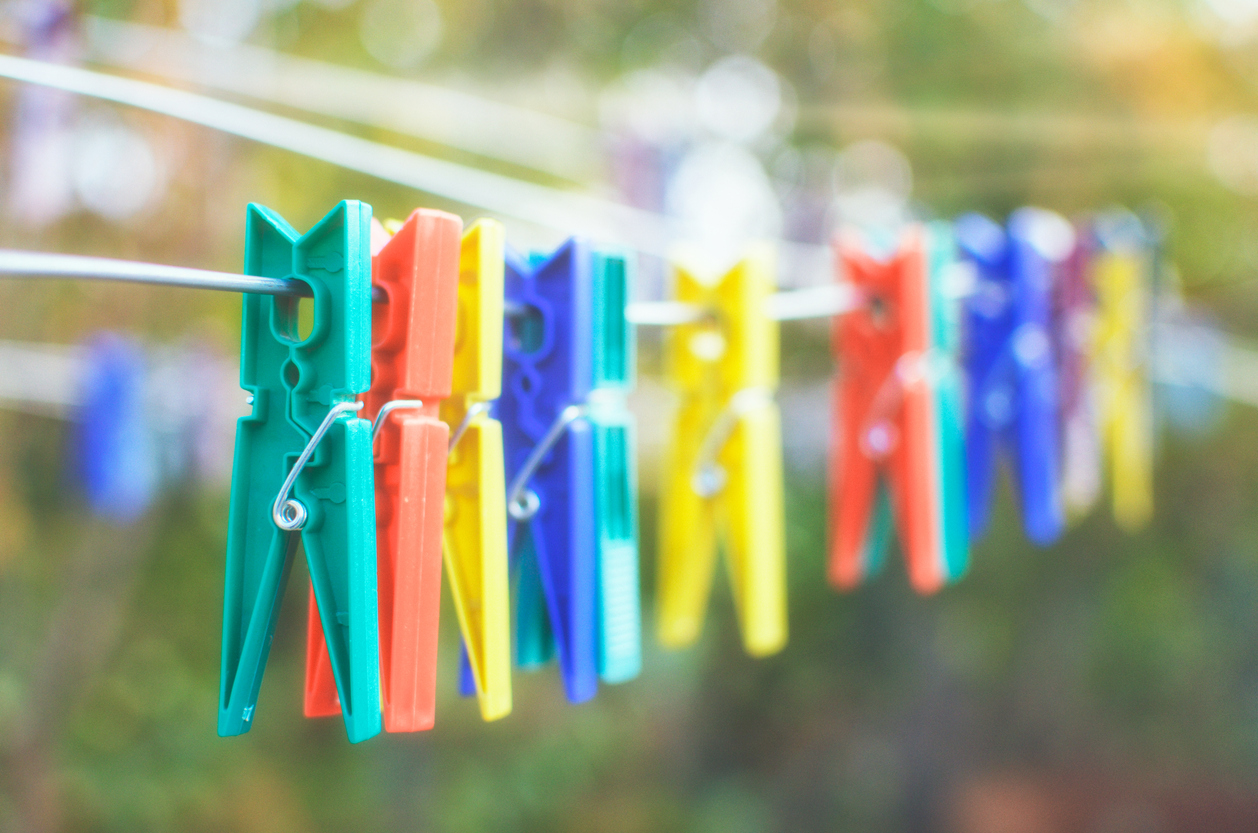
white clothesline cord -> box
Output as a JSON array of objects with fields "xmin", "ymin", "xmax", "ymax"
[
  {"xmin": 0, "ymin": 53, "xmax": 677, "ymax": 257},
  {"xmin": 77, "ymin": 17, "xmax": 603, "ymax": 183},
  {"xmin": 0, "ymin": 53, "xmax": 832, "ymax": 281},
  {"xmin": 623, "ymin": 284, "xmax": 862, "ymax": 325}
]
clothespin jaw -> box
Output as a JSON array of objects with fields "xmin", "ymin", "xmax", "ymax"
[
  {"xmin": 829, "ymin": 223, "xmax": 967, "ymax": 595},
  {"xmin": 957, "ymin": 210, "xmax": 1065, "ymax": 547},
  {"xmin": 441, "ymin": 218, "xmax": 512, "ymax": 721},
  {"xmin": 222, "ymin": 201, "xmax": 380, "ymax": 743},
  {"xmin": 501, "ymin": 239, "xmax": 600, "ymax": 703},
  {"xmin": 304, "ymin": 208, "xmax": 462, "ymax": 732},
  {"xmin": 657, "ymin": 245, "xmax": 786, "ymax": 658},
  {"xmin": 1090, "ymin": 212, "xmax": 1154, "ymax": 531}
]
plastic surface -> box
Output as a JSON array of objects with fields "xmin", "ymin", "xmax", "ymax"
[
  {"xmin": 304, "ymin": 208, "xmax": 462, "ymax": 732},
  {"xmin": 657, "ymin": 246, "xmax": 786, "ymax": 658},
  {"xmin": 221, "ymin": 201, "xmax": 380, "ymax": 743},
  {"xmin": 442, "ymin": 219, "xmax": 513, "ymax": 721},
  {"xmin": 498, "ymin": 239, "xmax": 641, "ymax": 703},
  {"xmin": 73, "ymin": 333, "xmax": 158, "ymax": 521},
  {"xmin": 957, "ymin": 210, "xmax": 1064, "ymax": 546},
  {"xmin": 1090, "ymin": 212, "xmax": 1154, "ymax": 531},
  {"xmin": 829, "ymin": 223, "xmax": 968, "ymax": 594}
]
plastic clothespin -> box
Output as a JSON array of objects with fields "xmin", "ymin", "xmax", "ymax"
[
  {"xmin": 73, "ymin": 333, "xmax": 159, "ymax": 522},
  {"xmin": 956, "ymin": 209, "xmax": 1067, "ymax": 546},
  {"xmin": 220, "ymin": 201, "xmax": 380, "ymax": 743},
  {"xmin": 829, "ymin": 223, "xmax": 968, "ymax": 594},
  {"xmin": 303, "ymin": 209, "xmax": 462, "ymax": 732},
  {"xmin": 443, "ymin": 219, "xmax": 513, "ymax": 721},
  {"xmin": 1052, "ymin": 222, "xmax": 1102, "ymax": 518},
  {"xmin": 657, "ymin": 246, "xmax": 786, "ymax": 658},
  {"xmin": 1089, "ymin": 211, "xmax": 1154, "ymax": 531},
  {"xmin": 498, "ymin": 239, "xmax": 641, "ymax": 703}
]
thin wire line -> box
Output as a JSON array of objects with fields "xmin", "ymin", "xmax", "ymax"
[
  {"xmin": 505, "ymin": 404, "xmax": 589, "ymax": 521},
  {"xmin": 0, "ymin": 249, "xmax": 389, "ymax": 301}
]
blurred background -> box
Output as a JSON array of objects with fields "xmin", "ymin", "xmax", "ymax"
[{"xmin": 3, "ymin": 0, "xmax": 1258, "ymax": 830}]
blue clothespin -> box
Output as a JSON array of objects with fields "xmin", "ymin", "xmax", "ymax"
[
  {"xmin": 493, "ymin": 238, "xmax": 640, "ymax": 704},
  {"xmin": 957, "ymin": 209, "xmax": 1065, "ymax": 546},
  {"xmin": 220, "ymin": 201, "xmax": 380, "ymax": 743},
  {"xmin": 73, "ymin": 334, "xmax": 158, "ymax": 522}
]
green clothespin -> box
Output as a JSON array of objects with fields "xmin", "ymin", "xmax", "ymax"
[
  {"xmin": 926, "ymin": 221, "xmax": 970, "ymax": 584},
  {"xmin": 220, "ymin": 201, "xmax": 381, "ymax": 743},
  {"xmin": 589, "ymin": 249, "xmax": 640, "ymax": 684}
]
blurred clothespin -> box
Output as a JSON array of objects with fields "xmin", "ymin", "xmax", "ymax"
[
  {"xmin": 498, "ymin": 240, "xmax": 641, "ymax": 703},
  {"xmin": 73, "ymin": 333, "xmax": 158, "ymax": 521},
  {"xmin": 829, "ymin": 224, "xmax": 968, "ymax": 593},
  {"xmin": 1089, "ymin": 211, "xmax": 1154, "ymax": 531},
  {"xmin": 957, "ymin": 209, "xmax": 1069, "ymax": 546},
  {"xmin": 657, "ymin": 246, "xmax": 786, "ymax": 658},
  {"xmin": 1052, "ymin": 221, "xmax": 1102, "ymax": 518},
  {"xmin": 445, "ymin": 220, "xmax": 513, "ymax": 721},
  {"xmin": 220, "ymin": 202, "xmax": 380, "ymax": 743},
  {"xmin": 304, "ymin": 208, "xmax": 462, "ymax": 732}
]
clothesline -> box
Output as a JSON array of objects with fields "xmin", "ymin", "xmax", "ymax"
[{"xmin": 0, "ymin": 248, "xmax": 857, "ymax": 322}]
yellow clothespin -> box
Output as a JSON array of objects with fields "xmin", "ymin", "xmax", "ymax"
[
  {"xmin": 658, "ymin": 245, "xmax": 787, "ymax": 657},
  {"xmin": 1090, "ymin": 215, "xmax": 1153, "ymax": 532},
  {"xmin": 440, "ymin": 219, "xmax": 512, "ymax": 720}
]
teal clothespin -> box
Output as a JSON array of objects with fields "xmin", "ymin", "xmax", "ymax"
[
  {"xmin": 589, "ymin": 249, "xmax": 640, "ymax": 684},
  {"xmin": 220, "ymin": 201, "xmax": 381, "ymax": 743},
  {"xmin": 925, "ymin": 221, "xmax": 969, "ymax": 585}
]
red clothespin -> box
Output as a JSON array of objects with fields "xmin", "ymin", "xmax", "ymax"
[
  {"xmin": 829, "ymin": 224, "xmax": 968, "ymax": 594},
  {"xmin": 305, "ymin": 208, "xmax": 462, "ymax": 732}
]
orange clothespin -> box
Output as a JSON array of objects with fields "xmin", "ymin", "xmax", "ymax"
[
  {"xmin": 305, "ymin": 209, "xmax": 462, "ymax": 732},
  {"xmin": 829, "ymin": 224, "xmax": 968, "ymax": 593}
]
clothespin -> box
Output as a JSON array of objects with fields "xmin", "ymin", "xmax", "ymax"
[
  {"xmin": 220, "ymin": 201, "xmax": 380, "ymax": 743},
  {"xmin": 1053, "ymin": 221, "xmax": 1102, "ymax": 517},
  {"xmin": 498, "ymin": 239, "xmax": 641, "ymax": 703},
  {"xmin": 1089, "ymin": 211, "xmax": 1154, "ymax": 531},
  {"xmin": 303, "ymin": 208, "xmax": 462, "ymax": 732},
  {"xmin": 956, "ymin": 209, "xmax": 1067, "ymax": 546},
  {"xmin": 657, "ymin": 245, "xmax": 786, "ymax": 658},
  {"xmin": 73, "ymin": 334, "xmax": 158, "ymax": 522},
  {"xmin": 444, "ymin": 219, "xmax": 513, "ymax": 721},
  {"xmin": 829, "ymin": 223, "xmax": 968, "ymax": 593}
]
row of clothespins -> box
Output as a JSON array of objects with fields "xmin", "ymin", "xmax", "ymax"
[{"xmin": 210, "ymin": 198, "xmax": 1176, "ymax": 744}]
